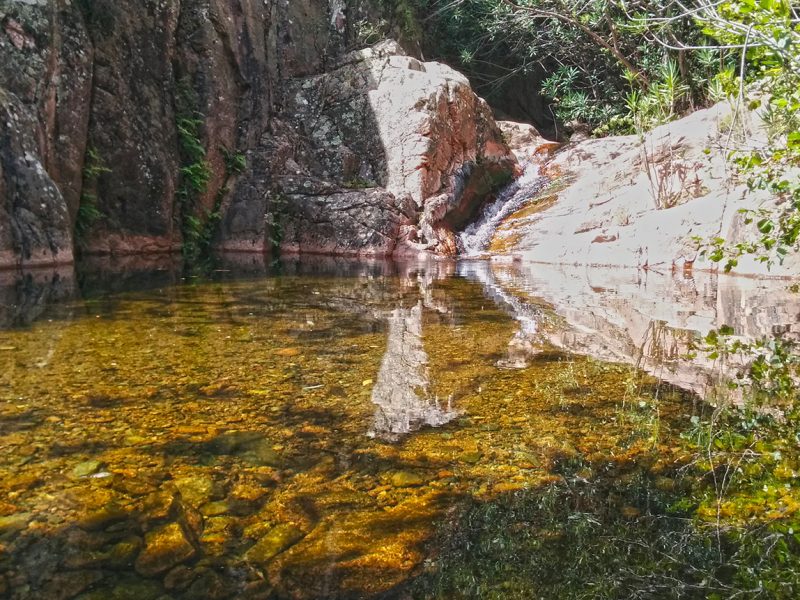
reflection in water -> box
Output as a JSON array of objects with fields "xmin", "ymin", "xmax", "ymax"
[
  {"xmin": 369, "ymin": 303, "xmax": 457, "ymax": 441},
  {"xmin": 458, "ymin": 261, "xmax": 544, "ymax": 369},
  {"xmin": 0, "ymin": 267, "xmax": 77, "ymax": 328},
  {"xmin": 461, "ymin": 260, "xmax": 800, "ymax": 398}
]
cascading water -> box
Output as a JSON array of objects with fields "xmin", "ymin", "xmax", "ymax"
[{"xmin": 458, "ymin": 158, "xmax": 549, "ymax": 257}]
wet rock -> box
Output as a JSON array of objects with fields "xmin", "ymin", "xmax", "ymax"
[
  {"xmin": 200, "ymin": 501, "xmax": 231, "ymax": 517},
  {"xmin": 268, "ymin": 493, "xmax": 445, "ymax": 599},
  {"xmin": 76, "ymin": 577, "xmax": 164, "ymax": 600},
  {"xmin": 140, "ymin": 490, "xmax": 178, "ymax": 522},
  {"xmin": 173, "ymin": 474, "xmax": 221, "ymax": 508},
  {"xmin": 71, "ymin": 460, "xmax": 104, "ymax": 479},
  {"xmin": 312, "ymin": 490, "xmax": 374, "ymax": 512},
  {"xmin": 106, "ymin": 535, "xmax": 144, "ymax": 569},
  {"xmin": 134, "ymin": 523, "xmax": 197, "ymax": 577},
  {"xmin": 0, "ymin": 512, "xmax": 30, "ymax": 536},
  {"xmin": 163, "ymin": 565, "xmax": 197, "ymax": 591},
  {"xmin": 459, "ymin": 451, "xmax": 483, "ymax": 464},
  {"xmin": 240, "ymin": 580, "xmax": 273, "ymax": 599},
  {"xmin": 184, "ymin": 568, "xmax": 228, "ymax": 600},
  {"xmin": 240, "ymin": 440, "xmax": 282, "ymax": 468},
  {"xmin": 228, "ymin": 481, "xmax": 270, "ymax": 506},
  {"xmin": 180, "ymin": 504, "xmax": 205, "ymax": 540},
  {"xmin": 77, "ymin": 502, "xmax": 130, "ymax": 531},
  {"xmin": 207, "ymin": 432, "xmax": 282, "ymax": 468},
  {"xmin": 115, "ymin": 477, "xmax": 158, "ymax": 497},
  {"xmin": 4, "ymin": 472, "xmax": 41, "ymax": 492},
  {"xmin": 199, "ymin": 516, "xmax": 238, "ymax": 553},
  {"xmin": 389, "ymin": 471, "xmax": 425, "ymax": 488},
  {"xmin": 274, "ymin": 348, "xmax": 301, "ymax": 357},
  {"xmin": 244, "ymin": 524, "xmax": 305, "ymax": 563},
  {"xmin": 208, "ymin": 431, "xmax": 263, "ymax": 455},
  {"xmin": 41, "ymin": 570, "xmax": 105, "ymax": 600}
]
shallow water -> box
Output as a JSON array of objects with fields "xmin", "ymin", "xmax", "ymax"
[{"xmin": 0, "ymin": 256, "xmax": 796, "ymax": 599}]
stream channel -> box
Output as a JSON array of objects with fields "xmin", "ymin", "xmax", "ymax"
[{"xmin": 1, "ymin": 255, "xmax": 798, "ymax": 599}]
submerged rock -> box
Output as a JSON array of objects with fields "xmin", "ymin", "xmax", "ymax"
[
  {"xmin": 207, "ymin": 431, "xmax": 282, "ymax": 467},
  {"xmin": 41, "ymin": 570, "xmax": 106, "ymax": 600},
  {"xmin": 268, "ymin": 493, "xmax": 446, "ymax": 599},
  {"xmin": 0, "ymin": 512, "xmax": 30, "ymax": 536},
  {"xmin": 389, "ymin": 471, "xmax": 425, "ymax": 488},
  {"xmin": 173, "ymin": 474, "xmax": 221, "ymax": 508},
  {"xmin": 134, "ymin": 522, "xmax": 197, "ymax": 577},
  {"xmin": 71, "ymin": 460, "xmax": 104, "ymax": 479},
  {"xmin": 244, "ymin": 523, "xmax": 305, "ymax": 563}
]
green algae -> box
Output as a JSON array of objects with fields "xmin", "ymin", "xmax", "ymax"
[{"xmin": 0, "ymin": 262, "xmax": 797, "ymax": 599}]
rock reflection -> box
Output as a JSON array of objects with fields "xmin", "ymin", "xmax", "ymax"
[
  {"xmin": 369, "ymin": 302, "xmax": 458, "ymax": 441},
  {"xmin": 0, "ymin": 267, "xmax": 77, "ymax": 328},
  {"xmin": 461, "ymin": 260, "xmax": 800, "ymax": 399}
]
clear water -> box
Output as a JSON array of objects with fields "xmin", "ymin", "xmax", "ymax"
[{"xmin": 0, "ymin": 256, "xmax": 797, "ymax": 599}]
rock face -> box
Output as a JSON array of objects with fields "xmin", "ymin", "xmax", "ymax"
[
  {"xmin": 0, "ymin": 90, "xmax": 73, "ymax": 267},
  {"xmin": 219, "ymin": 40, "xmax": 516, "ymax": 257},
  {"xmin": 0, "ymin": 3, "xmax": 515, "ymax": 268},
  {"xmin": 492, "ymin": 102, "xmax": 800, "ymax": 277}
]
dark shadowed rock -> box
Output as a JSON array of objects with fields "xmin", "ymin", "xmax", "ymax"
[{"xmin": 0, "ymin": 90, "xmax": 73, "ymax": 267}]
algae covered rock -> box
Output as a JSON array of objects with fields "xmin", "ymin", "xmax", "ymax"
[
  {"xmin": 134, "ymin": 522, "xmax": 197, "ymax": 577},
  {"xmin": 244, "ymin": 523, "xmax": 305, "ymax": 563}
]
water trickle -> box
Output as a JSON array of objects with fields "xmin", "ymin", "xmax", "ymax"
[{"xmin": 458, "ymin": 159, "xmax": 549, "ymax": 256}]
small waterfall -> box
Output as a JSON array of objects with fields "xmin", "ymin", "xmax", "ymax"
[{"xmin": 458, "ymin": 159, "xmax": 549, "ymax": 257}]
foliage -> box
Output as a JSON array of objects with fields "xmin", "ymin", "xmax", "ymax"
[
  {"xmin": 352, "ymin": 0, "xmax": 424, "ymax": 48},
  {"xmin": 696, "ymin": 325, "xmax": 799, "ymax": 406},
  {"xmin": 410, "ymin": 457, "xmax": 800, "ymax": 598},
  {"xmin": 419, "ymin": 0, "xmax": 729, "ymax": 133},
  {"xmin": 75, "ymin": 146, "xmax": 111, "ymax": 247},
  {"xmin": 681, "ymin": 0, "xmax": 800, "ymax": 270},
  {"xmin": 174, "ymin": 77, "xmax": 214, "ymax": 261},
  {"xmin": 265, "ymin": 192, "xmax": 288, "ymax": 252}
]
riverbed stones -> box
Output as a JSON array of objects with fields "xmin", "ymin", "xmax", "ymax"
[
  {"xmin": 71, "ymin": 460, "xmax": 104, "ymax": 479},
  {"xmin": 268, "ymin": 493, "xmax": 446, "ymax": 598},
  {"xmin": 207, "ymin": 431, "xmax": 282, "ymax": 468},
  {"xmin": 74, "ymin": 577, "xmax": 164, "ymax": 600},
  {"xmin": 134, "ymin": 522, "xmax": 197, "ymax": 577},
  {"xmin": 77, "ymin": 503, "xmax": 130, "ymax": 531},
  {"xmin": 173, "ymin": 473, "xmax": 221, "ymax": 508},
  {"xmin": 0, "ymin": 512, "xmax": 29, "ymax": 537},
  {"xmin": 389, "ymin": 470, "xmax": 425, "ymax": 488},
  {"xmin": 41, "ymin": 570, "xmax": 106, "ymax": 600},
  {"xmin": 163, "ymin": 564, "xmax": 197, "ymax": 591},
  {"xmin": 184, "ymin": 568, "xmax": 228, "ymax": 600},
  {"xmin": 244, "ymin": 523, "xmax": 305, "ymax": 563}
]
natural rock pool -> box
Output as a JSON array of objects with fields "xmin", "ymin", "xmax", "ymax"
[{"xmin": 1, "ymin": 256, "xmax": 798, "ymax": 599}]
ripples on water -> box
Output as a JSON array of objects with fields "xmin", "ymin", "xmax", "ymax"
[{"xmin": 0, "ymin": 256, "xmax": 797, "ymax": 599}]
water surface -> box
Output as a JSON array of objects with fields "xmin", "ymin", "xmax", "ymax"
[{"xmin": 0, "ymin": 256, "xmax": 796, "ymax": 599}]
